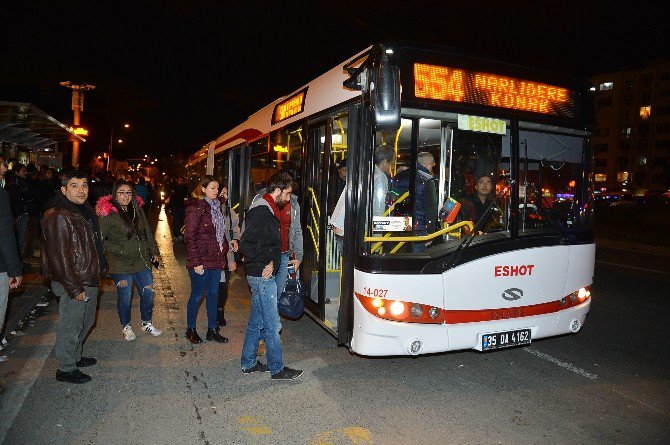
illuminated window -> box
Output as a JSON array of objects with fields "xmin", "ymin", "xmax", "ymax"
[
  {"xmin": 640, "ymin": 106, "xmax": 652, "ymax": 119},
  {"xmin": 599, "ymin": 82, "xmax": 614, "ymax": 91},
  {"xmin": 621, "ymin": 127, "xmax": 631, "ymax": 137},
  {"xmin": 616, "ymin": 171, "xmax": 628, "ymax": 182},
  {"xmin": 595, "ymin": 173, "xmax": 607, "ymax": 182},
  {"xmin": 638, "ymin": 156, "xmax": 647, "ymax": 166}
]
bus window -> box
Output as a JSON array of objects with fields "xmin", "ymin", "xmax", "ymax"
[
  {"xmin": 515, "ymin": 129, "xmax": 593, "ymax": 234},
  {"xmin": 328, "ymin": 110, "xmax": 348, "ymax": 214},
  {"xmin": 214, "ymin": 150, "xmax": 229, "ymax": 189},
  {"xmin": 449, "ymin": 128, "xmax": 506, "ymax": 235},
  {"xmin": 248, "ymin": 137, "xmax": 272, "ymax": 193},
  {"xmin": 270, "ymin": 123, "xmax": 303, "ymax": 197}
]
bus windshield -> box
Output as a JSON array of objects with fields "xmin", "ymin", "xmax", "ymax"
[{"xmin": 366, "ymin": 116, "xmax": 592, "ymax": 255}]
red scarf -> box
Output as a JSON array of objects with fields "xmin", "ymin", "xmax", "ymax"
[{"xmin": 263, "ymin": 193, "xmax": 281, "ymax": 219}]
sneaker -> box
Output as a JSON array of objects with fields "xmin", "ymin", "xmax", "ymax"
[
  {"xmin": 242, "ymin": 362, "xmax": 270, "ymax": 374},
  {"xmin": 122, "ymin": 325, "xmax": 136, "ymax": 341},
  {"xmin": 56, "ymin": 369, "xmax": 92, "ymax": 384},
  {"xmin": 271, "ymin": 367, "xmax": 303, "ymax": 380},
  {"xmin": 142, "ymin": 322, "xmax": 162, "ymax": 337}
]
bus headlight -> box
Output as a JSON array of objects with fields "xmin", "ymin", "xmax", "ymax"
[
  {"xmin": 389, "ymin": 301, "xmax": 405, "ymax": 317},
  {"xmin": 356, "ymin": 293, "xmax": 444, "ymax": 324}
]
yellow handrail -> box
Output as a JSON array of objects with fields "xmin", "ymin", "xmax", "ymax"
[
  {"xmin": 310, "ymin": 207, "xmax": 319, "ymax": 237},
  {"xmin": 307, "ymin": 225, "xmax": 319, "ymax": 258},
  {"xmin": 307, "ymin": 186, "xmax": 321, "ymax": 217},
  {"xmin": 392, "ymin": 124, "xmax": 403, "ymax": 176},
  {"xmin": 232, "ymin": 203, "xmax": 239, "ymax": 211},
  {"xmin": 365, "ymin": 220, "xmax": 474, "ymax": 244}
]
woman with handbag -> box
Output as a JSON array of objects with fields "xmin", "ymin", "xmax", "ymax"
[
  {"xmin": 184, "ymin": 176, "xmax": 229, "ymax": 344},
  {"xmin": 96, "ymin": 180, "xmax": 162, "ymax": 341}
]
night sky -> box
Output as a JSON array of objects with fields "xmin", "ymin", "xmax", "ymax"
[{"xmin": 1, "ymin": 1, "xmax": 667, "ymax": 161}]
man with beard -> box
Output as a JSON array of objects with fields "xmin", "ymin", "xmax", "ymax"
[{"xmin": 239, "ymin": 171, "xmax": 303, "ymax": 381}]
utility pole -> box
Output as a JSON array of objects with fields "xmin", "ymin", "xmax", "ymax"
[{"xmin": 60, "ymin": 81, "xmax": 96, "ymax": 167}]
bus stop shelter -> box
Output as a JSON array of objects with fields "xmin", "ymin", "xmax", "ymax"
[{"xmin": 0, "ymin": 101, "xmax": 83, "ymax": 167}]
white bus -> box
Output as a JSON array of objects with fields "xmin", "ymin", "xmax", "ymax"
[{"xmin": 186, "ymin": 42, "xmax": 594, "ymax": 356}]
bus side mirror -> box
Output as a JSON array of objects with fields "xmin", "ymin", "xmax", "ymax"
[{"xmin": 371, "ymin": 53, "xmax": 401, "ymax": 132}]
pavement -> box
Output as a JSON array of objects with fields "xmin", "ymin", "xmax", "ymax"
[{"xmin": 1, "ymin": 256, "xmax": 50, "ymax": 354}]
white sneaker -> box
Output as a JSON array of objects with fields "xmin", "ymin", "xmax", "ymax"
[
  {"xmin": 141, "ymin": 322, "xmax": 162, "ymax": 337},
  {"xmin": 122, "ymin": 325, "xmax": 136, "ymax": 341}
]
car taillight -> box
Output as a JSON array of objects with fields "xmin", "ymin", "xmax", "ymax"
[{"xmin": 356, "ymin": 293, "xmax": 444, "ymax": 324}]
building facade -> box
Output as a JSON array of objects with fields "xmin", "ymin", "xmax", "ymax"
[{"xmin": 590, "ymin": 60, "xmax": 670, "ymax": 194}]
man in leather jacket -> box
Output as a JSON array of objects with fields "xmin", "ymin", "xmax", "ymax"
[{"xmin": 41, "ymin": 170, "xmax": 107, "ymax": 384}]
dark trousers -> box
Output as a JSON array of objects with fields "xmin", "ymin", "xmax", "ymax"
[
  {"xmin": 171, "ymin": 206, "xmax": 185, "ymax": 237},
  {"xmin": 217, "ymin": 269, "xmax": 231, "ymax": 324}
]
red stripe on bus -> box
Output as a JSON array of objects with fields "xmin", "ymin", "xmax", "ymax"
[
  {"xmin": 215, "ymin": 128, "xmax": 263, "ymax": 149},
  {"xmin": 444, "ymin": 300, "xmax": 563, "ymax": 324}
]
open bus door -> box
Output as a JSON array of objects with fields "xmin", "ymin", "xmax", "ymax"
[{"xmin": 302, "ymin": 119, "xmax": 342, "ymax": 334}]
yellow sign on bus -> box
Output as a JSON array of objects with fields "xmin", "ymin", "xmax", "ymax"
[{"xmin": 272, "ymin": 88, "xmax": 308, "ymax": 124}]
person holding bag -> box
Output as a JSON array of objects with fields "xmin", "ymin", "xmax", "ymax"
[
  {"xmin": 96, "ymin": 179, "xmax": 162, "ymax": 341},
  {"xmin": 184, "ymin": 176, "xmax": 229, "ymax": 344}
]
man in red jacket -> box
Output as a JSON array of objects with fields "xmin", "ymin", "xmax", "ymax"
[{"xmin": 239, "ymin": 171, "xmax": 303, "ymax": 380}]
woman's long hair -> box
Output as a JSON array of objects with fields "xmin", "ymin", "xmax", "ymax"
[
  {"xmin": 191, "ymin": 175, "xmax": 218, "ymax": 199},
  {"xmin": 112, "ymin": 180, "xmax": 144, "ymax": 239}
]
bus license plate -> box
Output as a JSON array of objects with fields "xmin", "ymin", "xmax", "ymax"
[{"xmin": 482, "ymin": 329, "xmax": 531, "ymax": 351}]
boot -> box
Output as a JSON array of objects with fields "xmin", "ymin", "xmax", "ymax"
[
  {"xmin": 186, "ymin": 328, "xmax": 202, "ymax": 344},
  {"xmin": 206, "ymin": 328, "xmax": 229, "ymax": 343}
]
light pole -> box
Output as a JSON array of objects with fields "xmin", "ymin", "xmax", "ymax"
[
  {"xmin": 108, "ymin": 123, "xmax": 130, "ymax": 172},
  {"xmin": 60, "ymin": 81, "xmax": 96, "ymax": 167}
]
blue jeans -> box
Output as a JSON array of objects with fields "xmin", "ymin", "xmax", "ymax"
[
  {"xmin": 187, "ymin": 269, "xmax": 221, "ymax": 330},
  {"xmin": 241, "ymin": 275, "xmax": 284, "ymax": 375},
  {"xmin": 275, "ymin": 252, "xmax": 290, "ymax": 293},
  {"xmin": 110, "ymin": 268, "xmax": 155, "ymax": 326}
]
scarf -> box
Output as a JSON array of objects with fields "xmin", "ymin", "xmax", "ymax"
[
  {"xmin": 205, "ymin": 197, "xmax": 226, "ymax": 251},
  {"xmin": 263, "ymin": 193, "xmax": 281, "ymax": 219}
]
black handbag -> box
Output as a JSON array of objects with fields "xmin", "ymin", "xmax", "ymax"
[{"xmin": 278, "ymin": 270, "xmax": 305, "ymax": 319}]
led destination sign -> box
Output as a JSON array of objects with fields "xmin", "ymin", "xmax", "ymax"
[
  {"xmin": 272, "ymin": 88, "xmax": 307, "ymax": 124},
  {"xmin": 414, "ymin": 63, "xmax": 575, "ymax": 117}
]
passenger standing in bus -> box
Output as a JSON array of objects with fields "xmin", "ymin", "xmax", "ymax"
[
  {"xmin": 335, "ymin": 157, "xmax": 346, "ymax": 200},
  {"xmin": 373, "ymin": 146, "xmax": 395, "ymax": 216},
  {"xmin": 239, "ymin": 171, "xmax": 303, "ymax": 380},
  {"xmin": 216, "ymin": 185, "xmax": 240, "ymax": 328},
  {"xmin": 391, "ymin": 152, "xmax": 438, "ymax": 251},
  {"xmin": 184, "ymin": 176, "xmax": 230, "ymax": 344}
]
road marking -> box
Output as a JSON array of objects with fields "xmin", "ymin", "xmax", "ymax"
[
  {"xmin": 596, "ymin": 260, "xmax": 665, "ymax": 274},
  {"xmin": 238, "ymin": 416, "xmax": 272, "ymax": 436},
  {"xmin": 310, "ymin": 427, "xmax": 374, "ymax": 445},
  {"xmin": 523, "ymin": 347, "xmax": 597, "ymax": 380}
]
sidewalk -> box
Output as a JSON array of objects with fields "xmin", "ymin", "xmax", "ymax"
[{"xmin": 1, "ymin": 256, "xmax": 50, "ymax": 345}]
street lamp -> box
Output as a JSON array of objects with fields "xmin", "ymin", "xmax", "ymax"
[{"xmin": 108, "ymin": 123, "xmax": 131, "ymax": 171}]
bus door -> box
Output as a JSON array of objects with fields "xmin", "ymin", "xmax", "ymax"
[{"xmin": 302, "ymin": 118, "xmax": 342, "ymax": 333}]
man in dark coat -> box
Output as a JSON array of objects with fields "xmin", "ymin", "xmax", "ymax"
[
  {"xmin": 239, "ymin": 171, "xmax": 303, "ymax": 380},
  {"xmin": 0, "ymin": 155, "xmax": 22, "ymax": 394},
  {"xmin": 41, "ymin": 170, "xmax": 106, "ymax": 384}
]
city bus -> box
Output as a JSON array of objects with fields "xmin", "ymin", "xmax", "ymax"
[{"xmin": 186, "ymin": 41, "xmax": 594, "ymax": 356}]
